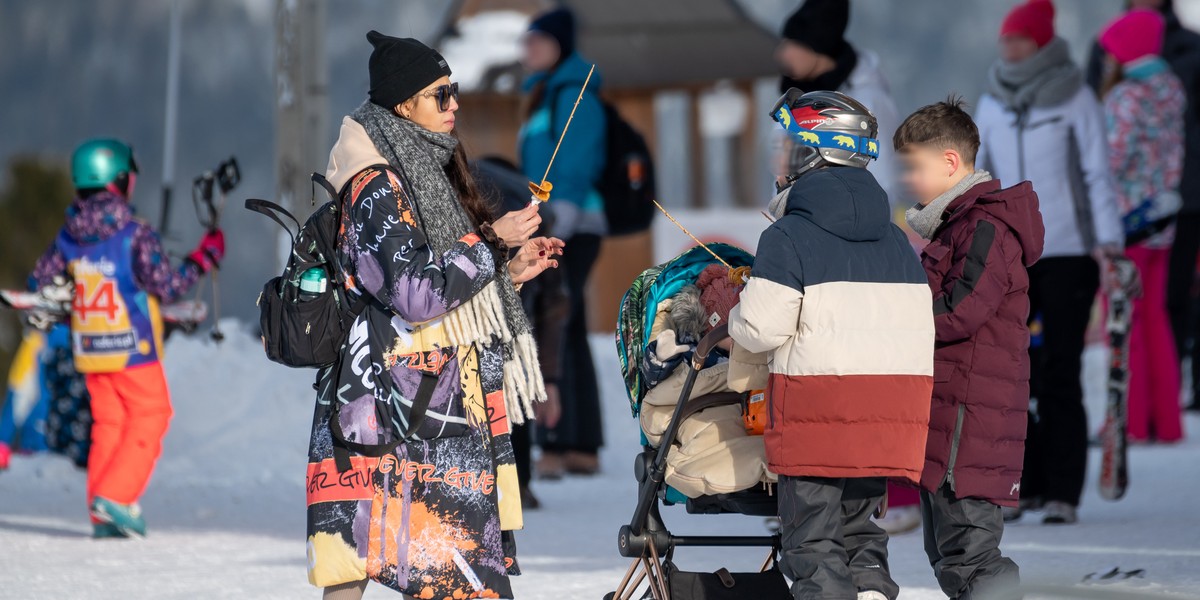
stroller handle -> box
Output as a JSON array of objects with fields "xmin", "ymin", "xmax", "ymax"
[{"xmin": 691, "ymin": 323, "xmax": 729, "ymax": 370}]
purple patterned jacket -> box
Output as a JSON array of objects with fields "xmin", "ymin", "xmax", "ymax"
[{"xmin": 30, "ymin": 192, "xmax": 201, "ymax": 302}]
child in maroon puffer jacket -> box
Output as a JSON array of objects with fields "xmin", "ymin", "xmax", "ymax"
[{"xmin": 895, "ymin": 98, "xmax": 1045, "ymax": 600}]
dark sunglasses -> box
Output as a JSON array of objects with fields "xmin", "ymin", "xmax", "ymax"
[{"xmin": 419, "ymin": 82, "xmax": 460, "ymax": 112}]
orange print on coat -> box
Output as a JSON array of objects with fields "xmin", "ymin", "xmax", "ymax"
[
  {"xmin": 366, "ymin": 493, "xmax": 407, "ymax": 575},
  {"xmin": 405, "ymin": 501, "xmax": 479, "ymax": 571},
  {"xmin": 485, "ymin": 391, "xmax": 509, "ymax": 437},
  {"xmin": 350, "ymin": 170, "xmax": 381, "ymax": 203},
  {"xmin": 384, "ymin": 170, "xmax": 419, "ymax": 226}
]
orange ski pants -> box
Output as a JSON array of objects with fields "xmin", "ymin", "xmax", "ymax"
[{"xmin": 85, "ymin": 362, "xmax": 173, "ymax": 517}]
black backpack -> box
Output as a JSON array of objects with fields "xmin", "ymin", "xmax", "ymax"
[
  {"xmin": 246, "ymin": 172, "xmax": 364, "ymax": 369},
  {"xmin": 551, "ymin": 88, "xmax": 656, "ymax": 236},
  {"xmin": 248, "ymin": 166, "xmax": 439, "ymax": 473}
]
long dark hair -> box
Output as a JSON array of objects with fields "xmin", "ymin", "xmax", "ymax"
[
  {"xmin": 1100, "ymin": 59, "xmax": 1126, "ymax": 100},
  {"xmin": 446, "ymin": 130, "xmax": 495, "ymax": 227}
]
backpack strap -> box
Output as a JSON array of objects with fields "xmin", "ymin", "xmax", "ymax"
[
  {"xmin": 329, "ymin": 370, "xmax": 440, "ymax": 472},
  {"xmin": 312, "ymin": 172, "xmax": 339, "ymax": 205},
  {"xmin": 244, "ymin": 198, "xmax": 301, "ymax": 247}
]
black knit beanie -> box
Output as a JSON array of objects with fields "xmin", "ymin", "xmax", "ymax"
[
  {"xmin": 527, "ymin": 8, "xmax": 576, "ymax": 58},
  {"xmin": 781, "ymin": 0, "xmax": 850, "ymax": 57},
  {"xmin": 366, "ymin": 30, "xmax": 452, "ymax": 110}
]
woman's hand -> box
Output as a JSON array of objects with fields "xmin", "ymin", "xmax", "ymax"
[
  {"xmin": 535, "ymin": 383, "xmax": 563, "ymax": 428},
  {"xmin": 490, "ymin": 204, "xmax": 542, "ymax": 248},
  {"xmin": 508, "ymin": 236, "xmax": 565, "ymax": 285}
]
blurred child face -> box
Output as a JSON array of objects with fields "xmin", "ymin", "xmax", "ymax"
[
  {"xmin": 898, "ymin": 144, "xmax": 969, "ymax": 206},
  {"xmin": 1000, "ymin": 34, "xmax": 1039, "ymax": 63},
  {"xmin": 521, "ymin": 32, "xmax": 561, "ymax": 73}
]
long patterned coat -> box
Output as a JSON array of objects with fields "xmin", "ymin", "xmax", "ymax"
[{"xmin": 305, "ymin": 119, "xmax": 523, "ymax": 599}]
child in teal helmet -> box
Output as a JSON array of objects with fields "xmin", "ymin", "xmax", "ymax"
[{"xmin": 28, "ymin": 138, "xmax": 224, "ymax": 538}]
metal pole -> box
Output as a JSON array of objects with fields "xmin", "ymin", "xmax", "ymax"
[
  {"xmin": 159, "ymin": 0, "xmax": 182, "ymax": 235},
  {"xmin": 274, "ymin": 0, "xmax": 326, "ymax": 271}
]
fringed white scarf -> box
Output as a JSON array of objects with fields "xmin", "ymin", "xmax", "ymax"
[{"xmin": 353, "ymin": 101, "xmax": 545, "ymax": 424}]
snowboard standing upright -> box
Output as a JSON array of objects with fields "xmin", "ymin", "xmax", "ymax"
[{"xmin": 1099, "ymin": 257, "xmax": 1138, "ymax": 501}]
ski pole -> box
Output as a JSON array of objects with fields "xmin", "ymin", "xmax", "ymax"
[
  {"xmin": 206, "ymin": 158, "xmax": 236, "ymax": 343},
  {"xmin": 528, "ymin": 64, "xmax": 595, "ymax": 206},
  {"xmin": 191, "ymin": 157, "xmax": 237, "ymax": 343}
]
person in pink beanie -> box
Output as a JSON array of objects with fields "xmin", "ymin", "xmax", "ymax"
[
  {"xmin": 1098, "ymin": 8, "xmax": 1188, "ymax": 444},
  {"xmin": 1099, "ymin": 9, "xmax": 1165, "ymax": 66}
]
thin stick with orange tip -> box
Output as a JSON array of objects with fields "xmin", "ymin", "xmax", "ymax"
[
  {"xmin": 651, "ymin": 199, "xmax": 733, "ymax": 270},
  {"xmin": 761, "ymin": 210, "xmax": 775, "ymax": 223},
  {"xmin": 529, "ymin": 64, "xmax": 596, "ymax": 205}
]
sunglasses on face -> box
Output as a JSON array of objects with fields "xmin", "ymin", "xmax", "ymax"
[{"xmin": 418, "ymin": 82, "xmax": 460, "ymax": 112}]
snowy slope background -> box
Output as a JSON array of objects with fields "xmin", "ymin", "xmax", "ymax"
[{"xmin": 1, "ymin": 326, "xmax": 1198, "ymax": 599}]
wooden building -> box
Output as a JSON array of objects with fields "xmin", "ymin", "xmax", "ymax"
[{"xmin": 441, "ymin": 0, "xmax": 782, "ymax": 332}]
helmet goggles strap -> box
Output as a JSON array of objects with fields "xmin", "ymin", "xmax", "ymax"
[{"xmin": 771, "ymin": 103, "xmax": 880, "ymax": 160}]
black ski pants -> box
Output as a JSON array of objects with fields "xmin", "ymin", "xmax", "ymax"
[
  {"xmin": 538, "ymin": 233, "xmax": 604, "ymax": 454},
  {"xmin": 1022, "ymin": 256, "xmax": 1099, "ymax": 506},
  {"xmin": 1167, "ymin": 212, "xmax": 1200, "ymax": 400},
  {"xmin": 921, "ymin": 484, "xmax": 1021, "ymax": 600},
  {"xmin": 777, "ymin": 475, "xmax": 897, "ymax": 600}
]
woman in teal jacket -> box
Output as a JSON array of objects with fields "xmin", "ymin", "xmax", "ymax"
[{"xmin": 519, "ymin": 7, "xmax": 608, "ymax": 477}]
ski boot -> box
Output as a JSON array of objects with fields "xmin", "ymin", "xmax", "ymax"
[
  {"xmin": 93, "ymin": 522, "xmax": 129, "ymax": 539},
  {"xmin": 90, "ymin": 497, "xmax": 147, "ymax": 538}
]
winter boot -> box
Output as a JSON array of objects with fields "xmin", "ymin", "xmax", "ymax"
[
  {"xmin": 563, "ymin": 451, "xmax": 600, "ymax": 476},
  {"xmin": 91, "ymin": 497, "xmax": 146, "ymax": 538},
  {"xmin": 0, "ymin": 442, "xmax": 10, "ymax": 470},
  {"xmin": 1004, "ymin": 495, "xmax": 1043, "ymax": 522},
  {"xmin": 93, "ymin": 522, "xmax": 129, "ymax": 539},
  {"xmin": 1041, "ymin": 500, "xmax": 1077, "ymax": 525},
  {"xmin": 536, "ymin": 452, "xmax": 566, "ymax": 480}
]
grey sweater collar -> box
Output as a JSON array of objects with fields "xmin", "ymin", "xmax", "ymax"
[{"xmin": 905, "ymin": 170, "xmax": 993, "ymax": 239}]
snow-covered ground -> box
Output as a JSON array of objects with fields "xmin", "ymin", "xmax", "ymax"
[{"xmin": 1, "ymin": 325, "xmax": 1198, "ymax": 599}]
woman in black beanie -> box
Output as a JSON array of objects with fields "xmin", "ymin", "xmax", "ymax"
[{"xmin": 304, "ymin": 31, "xmax": 562, "ymax": 600}]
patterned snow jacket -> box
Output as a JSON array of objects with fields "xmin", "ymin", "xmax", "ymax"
[{"xmin": 1104, "ymin": 57, "xmax": 1186, "ymax": 247}]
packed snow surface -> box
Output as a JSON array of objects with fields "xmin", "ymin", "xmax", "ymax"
[{"xmin": 1, "ymin": 324, "xmax": 1198, "ymax": 599}]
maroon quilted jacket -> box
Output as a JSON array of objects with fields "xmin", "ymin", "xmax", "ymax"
[{"xmin": 918, "ymin": 179, "xmax": 1045, "ymax": 507}]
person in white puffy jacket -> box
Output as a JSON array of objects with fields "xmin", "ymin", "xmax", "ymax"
[{"xmin": 975, "ymin": 0, "xmax": 1123, "ymax": 527}]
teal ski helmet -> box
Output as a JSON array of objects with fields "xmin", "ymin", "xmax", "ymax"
[{"xmin": 71, "ymin": 138, "xmax": 138, "ymax": 190}]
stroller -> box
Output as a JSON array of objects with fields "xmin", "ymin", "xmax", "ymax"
[{"xmin": 607, "ymin": 244, "xmax": 792, "ymax": 600}]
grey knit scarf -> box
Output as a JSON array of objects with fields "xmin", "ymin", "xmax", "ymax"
[
  {"xmin": 906, "ymin": 170, "xmax": 993, "ymax": 240},
  {"xmin": 987, "ymin": 38, "xmax": 1083, "ymax": 112},
  {"xmin": 351, "ymin": 101, "xmax": 545, "ymax": 423}
]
